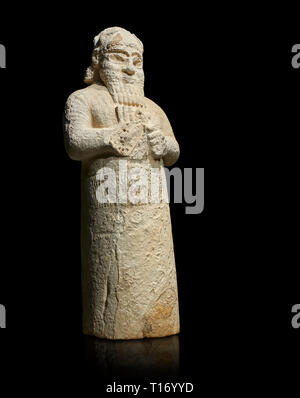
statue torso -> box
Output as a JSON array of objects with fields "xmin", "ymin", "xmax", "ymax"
[{"xmin": 79, "ymin": 84, "xmax": 165, "ymax": 179}]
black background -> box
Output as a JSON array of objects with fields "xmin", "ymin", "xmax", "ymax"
[{"xmin": 0, "ymin": 4, "xmax": 299, "ymax": 395}]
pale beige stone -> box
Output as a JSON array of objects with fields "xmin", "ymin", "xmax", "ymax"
[{"xmin": 64, "ymin": 27, "xmax": 180, "ymax": 339}]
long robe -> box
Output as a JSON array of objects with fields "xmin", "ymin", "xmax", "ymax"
[{"xmin": 64, "ymin": 83, "xmax": 180, "ymax": 339}]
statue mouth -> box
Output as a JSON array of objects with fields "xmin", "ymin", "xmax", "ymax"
[{"xmin": 122, "ymin": 76, "xmax": 138, "ymax": 84}]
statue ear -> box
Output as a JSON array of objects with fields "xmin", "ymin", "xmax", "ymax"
[
  {"xmin": 91, "ymin": 48, "xmax": 101, "ymax": 66},
  {"xmin": 92, "ymin": 53, "xmax": 99, "ymax": 66},
  {"xmin": 84, "ymin": 66, "xmax": 94, "ymax": 84},
  {"xmin": 93, "ymin": 33, "xmax": 101, "ymax": 47}
]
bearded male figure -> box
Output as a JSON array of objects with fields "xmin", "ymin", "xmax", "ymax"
[{"xmin": 64, "ymin": 27, "xmax": 180, "ymax": 339}]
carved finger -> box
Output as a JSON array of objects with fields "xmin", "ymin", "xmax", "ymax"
[
  {"xmin": 138, "ymin": 95, "xmax": 145, "ymax": 108},
  {"xmin": 127, "ymin": 86, "xmax": 133, "ymax": 105},
  {"xmin": 121, "ymin": 105, "xmax": 126, "ymax": 123},
  {"xmin": 150, "ymin": 138, "xmax": 161, "ymax": 147},
  {"xmin": 151, "ymin": 146, "xmax": 162, "ymax": 157},
  {"xmin": 123, "ymin": 94, "xmax": 129, "ymax": 106},
  {"xmin": 128, "ymin": 106, "xmax": 134, "ymax": 122},
  {"xmin": 139, "ymin": 110, "xmax": 148, "ymax": 122},
  {"xmin": 111, "ymin": 90, "xmax": 118, "ymax": 104},
  {"xmin": 115, "ymin": 106, "xmax": 121, "ymax": 123},
  {"xmin": 147, "ymin": 130, "xmax": 161, "ymax": 139},
  {"xmin": 127, "ymin": 106, "xmax": 132, "ymax": 123},
  {"xmin": 122, "ymin": 105, "xmax": 127, "ymax": 123},
  {"xmin": 119, "ymin": 84, "xmax": 124, "ymax": 103},
  {"xmin": 118, "ymin": 92, "xmax": 123, "ymax": 105},
  {"xmin": 127, "ymin": 105, "xmax": 133, "ymax": 123},
  {"xmin": 144, "ymin": 111, "xmax": 151, "ymax": 121},
  {"xmin": 148, "ymin": 133, "xmax": 160, "ymax": 141}
]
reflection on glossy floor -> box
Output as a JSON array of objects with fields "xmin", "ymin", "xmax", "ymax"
[{"xmin": 84, "ymin": 335, "xmax": 179, "ymax": 378}]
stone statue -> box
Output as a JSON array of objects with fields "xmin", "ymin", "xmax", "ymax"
[{"xmin": 64, "ymin": 27, "xmax": 180, "ymax": 339}]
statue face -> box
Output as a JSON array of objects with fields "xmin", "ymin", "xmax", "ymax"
[{"xmin": 99, "ymin": 46, "xmax": 144, "ymax": 87}]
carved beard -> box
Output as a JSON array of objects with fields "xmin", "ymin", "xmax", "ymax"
[
  {"xmin": 105, "ymin": 78, "xmax": 145, "ymax": 107},
  {"xmin": 99, "ymin": 68, "xmax": 145, "ymax": 120}
]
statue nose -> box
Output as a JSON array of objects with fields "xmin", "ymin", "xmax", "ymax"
[
  {"xmin": 123, "ymin": 60, "xmax": 135, "ymax": 76},
  {"xmin": 122, "ymin": 66, "xmax": 135, "ymax": 76}
]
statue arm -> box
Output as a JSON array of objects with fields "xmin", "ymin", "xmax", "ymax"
[
  {"xmin": 158, "ymin": 107, "xmax": 180, "ymax": 167},
  {"xmin": 145, "ymin": 99, "xmax": 180, "ymax": 166},
  {"xmin": 64, "ymin": 91, "xmax": 116, "ymax": 161},
  {"xmin": 162, "ymin": 125, "xmax": 180, "ymax": 167}
]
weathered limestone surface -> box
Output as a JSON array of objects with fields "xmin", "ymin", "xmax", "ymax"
[{"xmin": 64, "ymin": 27, "xmax": 180, "ymax": 339}]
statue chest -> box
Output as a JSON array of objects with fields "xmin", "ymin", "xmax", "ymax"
[{"xmin": 90, "ymin": 101, "xmax": 117, "ymax": 128}]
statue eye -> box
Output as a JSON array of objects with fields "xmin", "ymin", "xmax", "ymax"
[
  {"xmin": 108, "ymin": 53, "xmax": 125, "ymax": 63},
  {"xmin": 133, "ymin": 58, "xmax": 142, "ymax": 67}
]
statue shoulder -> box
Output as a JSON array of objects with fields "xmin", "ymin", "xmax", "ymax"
[
  {"xmin": 144, "ymin": 97, "xmax": 169, "ymax": 119},
  {"xmin": 66, "ymin": 84, "xmax": 111, "ymax": 110},
  {"xmin": 144, "ymin": 97, "xmax": 175, "ymax": 138}
]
